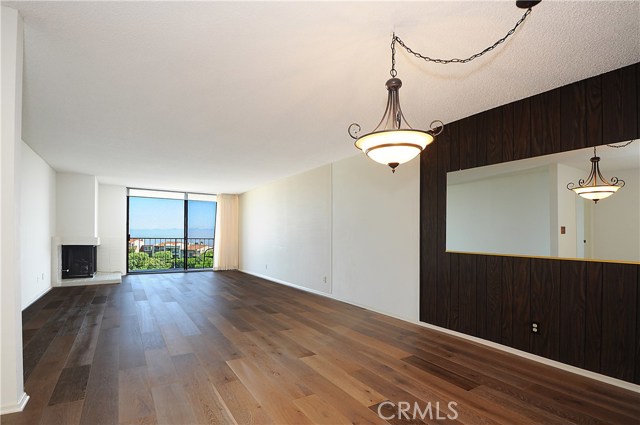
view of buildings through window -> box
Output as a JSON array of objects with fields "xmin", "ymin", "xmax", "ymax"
[{"xmin": 127, "ymin": 191, "xmax": 217, "ymax": 272}]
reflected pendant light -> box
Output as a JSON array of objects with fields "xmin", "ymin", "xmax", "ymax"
[
  {"xmin": 566, "ymin": 146, "xmax": 625, "ymax": 203},
  {"xmin": 347, "ymin": 2, "xmax": 538, "ymax": 172}
]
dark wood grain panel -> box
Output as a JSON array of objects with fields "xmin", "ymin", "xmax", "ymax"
[
  {"xmin": 530, "ymin": 259, "xmax": 560, "ymax": 361},
  {"xmin": 435, "ymin": 123, "xmax": 453, "ymax": 328},
  {"xmin": 584, "ymin": 262, "xmax": 603, "ymax": 373},
  {"xmin": 601, "ymin": 264, "xmax": 638, "ymax": 381},
  {"xmin": 475, "ymin": 255, "xmax": 487, "ymax": 339},
  {"xmin": 449, "ymin": 120, "xmax": 460, "ymax": 172},
  {"xmin": 459, "ymin": 115, "xmax": 478, "ymax": 170},
  {"xmin": 513, "ymin": 98, "xmax": 531, "ymax": 160},
  {"xmin": 458, "ymin": 254, "xmax": 477, "ymax": 336},
  {"xmin": 475, "ymin": 112, "xmax": 488, "ymax": 168},
  {"xmin": 485, "ymin": 255, "xmax": 503, "ymax": 343},
  {"xmin": 530, "ymin": 93, "xmax": 545, "ymax": 157},
  {"xmin": 602, "ymin": 64, "xmax": 638, "ymax": 144},
  {"xmin": 436, "ymin": 122, "xmax": 453, "ymax": 253},
  {"xmin": 559, "ymin": 261, "xmax": 586, "ymax": 369},
  {"xmin": 501, "ymin": 257, "xmax": 514, "ymax": 346},
  {"xmin": 458, "ymin": 116, "xmax": 470, "ymax": 171},
  {"xmin": 585, "ymin": 74, "xmax": 603, "ymax": 147},
  {"xmin": 436, "ymin": 252, "xmax": 451, "ymax": 328},
  {"xmin": 560, "ymin": 80, "xmax": 587, "ymax": 151},
  {"xmin": 449, "ymin": 254, "xmax": 460, "ymax": 331},
  {"xmin": 419, "ymin": 141, "xmax": 438, "ymax": 324},
  {"xmin": 420, "ymin": 62, "xmax": 640, "ymax": 384},
  {"xmin": 531, "ymin": 88, "xmax": 561, "ymax": 156},
  {"xmin": 484, "ymin": 107, "xmax": 503, "ymax": 165},
  {"xmin": 502, "ymin": 103, "xmax": 515, "ymax": 161},
  {"xmin": 512, "ymin": 258, "xmax": 531, "ymax": 352}
]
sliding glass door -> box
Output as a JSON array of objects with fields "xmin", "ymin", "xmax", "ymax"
[
  {"xmin": 186, "ymin": 198, "xmax": 216, "ymax": 270},
  {"xmin": 127, "ymin": 189, "xmax": 217, "ymax": 273}
]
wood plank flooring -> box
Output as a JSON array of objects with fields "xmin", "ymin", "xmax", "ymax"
[{"xmin": 2, "ymin": 271, "xmax": 639, "ymax": 425}]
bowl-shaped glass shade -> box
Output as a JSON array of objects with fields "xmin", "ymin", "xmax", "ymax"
[
  {"xmin": 572, "ymin": 185, "xmax": 621, "ymax": 201},
  {"xmin": 355, "ymin": 129, "xmax": 434, "ymax": 166}
]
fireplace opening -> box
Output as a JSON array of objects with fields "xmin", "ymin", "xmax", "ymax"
[{"xmin": 61, "ymin": 245, "xmax": 97, "ymax": 279}]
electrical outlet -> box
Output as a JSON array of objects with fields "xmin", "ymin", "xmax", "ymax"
[
  {"xmin": 531, "ymin": 321, "xmax": 540, "ymax": 334},
  {"xmin": 323, "ymin": 276, "xmax": 327, "ymax": 283},
  {"xmin": 265, "ymin": 264, "xmax": 268, "ymax": 270}
]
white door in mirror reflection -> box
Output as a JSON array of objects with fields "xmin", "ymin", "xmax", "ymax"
[{"xmin": 576, "ymin": 197, "xmax": 586, "ymax": 259}]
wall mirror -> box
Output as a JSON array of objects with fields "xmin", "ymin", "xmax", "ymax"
[{"xmin": 446, "ymin": 140, "xmax": 639, "ymax": 263}]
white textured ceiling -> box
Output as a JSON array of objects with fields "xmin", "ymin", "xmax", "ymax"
[{"xmin": 5, "ymin": 1, "xmax": 640, "ymax": 194}]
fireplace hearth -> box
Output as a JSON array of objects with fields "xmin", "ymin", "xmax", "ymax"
[{"xmin": 61, "ymin": 245, "xmax": 97, "ymax": 279}]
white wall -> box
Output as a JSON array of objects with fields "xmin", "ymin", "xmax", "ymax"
[
  {"xmin": 447, "ymin": 167, "xmax": 551, "ymax": 257},
  {"xmin": 97, "ymin": 184, "xmax": 127, "ymax": 273},
  {"xmin": 19, "ymin": 142, "xmax": 56, "ymax": 308},
  {"xmin": 56, "ymin": 172, "xmax": 98, "ymax": 239},
  {"xmin": 332, "ymin": 155, "xmax": 420, "ymax": 321},
  {"xmin": 240, "ymin": 166, "xmax": 331, "ymax": 293},
  {"xmin": 1, "ymin": 5, "xmax": 28, "ymax": 414},
  {"xmin": 592, "ymin": 167, "xmax": 640, "ymax": 262},
  {"xmin": 239, "ymin": 156, "xmax": 420, "ymax": 322}
]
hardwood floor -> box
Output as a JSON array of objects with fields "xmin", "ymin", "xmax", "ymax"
[{"xmin": 2, "ymin": 271, "xmax": 639, "ymax": 425}]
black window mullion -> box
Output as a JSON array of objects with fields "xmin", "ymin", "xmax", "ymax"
[
  {"xmin": 184, "ymin": 198, "xmax": 188, "ymax": 271},
  {"xmin": 126, "ymin": 195, "xmax": 130, "ymax": 273}
]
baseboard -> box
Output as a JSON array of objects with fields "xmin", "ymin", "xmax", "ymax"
[
  {"xmin": 239, "ymin": 269, "xmax": 332, "ymax": 297},
  {"xmin": 238, "ymin": 269, "xmax": 640, "ymax": 394},
  {"xmin": 415, "ymin": 321, "xmax": 640, "ymax": 393},
  {"xmin": 0, "ymin": 392, "xmax": 30, "ymax": 415},
  {"xmin": 22, "ymin": 286, "xmax": 52, "ymax": 311}
]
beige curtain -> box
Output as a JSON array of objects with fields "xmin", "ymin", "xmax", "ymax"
[{"xmin": 213, "ymin": 194, "xmax": 239, "ymax": 271}]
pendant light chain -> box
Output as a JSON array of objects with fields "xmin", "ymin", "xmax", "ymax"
[
  {"xmin": 607, "ymin": 139, "xmax": 635, "ymax": 148},
  {"xmin": 390, "ymin": 37, "xmax": 397, "ymax": 77},
  {"xmin": 354, "ymin": 3, "xmax": 540, "ymax": 172},
  {"xmin": 390, "ymin": 7, "xmax": 533, "ymax": 76}
]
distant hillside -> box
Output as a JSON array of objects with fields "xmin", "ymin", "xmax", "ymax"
[{"xmin": 130, "ymin": 228, "xmax": 214, "ymax": 238}]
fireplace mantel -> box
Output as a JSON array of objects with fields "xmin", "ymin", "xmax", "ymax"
[{"xmin": 54, "ymin": 236, "xmax": 101, "ymax": 246}]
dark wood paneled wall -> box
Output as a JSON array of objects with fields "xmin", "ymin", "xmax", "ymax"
[{"xmin": 420, "ymin": 63, "xmax": 640, "ymax": 384}]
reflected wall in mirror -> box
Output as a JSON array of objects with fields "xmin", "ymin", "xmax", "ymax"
[{"xmin": 446, "ymin": 140, "xmax": 639, "ymax": 263}]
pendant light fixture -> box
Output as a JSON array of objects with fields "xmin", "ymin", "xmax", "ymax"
[
  {"xmin": 348, "ymin": 2, "xmax": 539, "ymax": 172},
  {"xmin": 348, "ymin": 75, "xmax": 443, "ymax": 173},
  {"xmin": 567, "ymin": 146, "xmax": 625, "ymax": 203}
]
